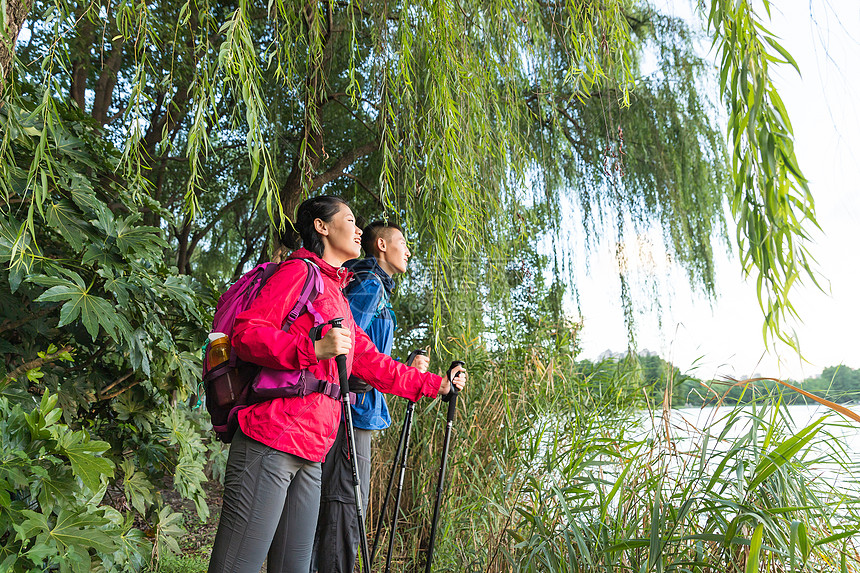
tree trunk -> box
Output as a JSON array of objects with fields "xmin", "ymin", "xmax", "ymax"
[
  {"xmin": 275, "ymin": 1, "xmax": 337, "ymax": 229},
  {"xmin": 0, "ymin": 0, "xmax": 34, "ymax": 91},
  {"xmin": 69, "ymin": 18, "xmax": 94, "ymax": 109},
  {"xmin": 91, "ymin": 33, "xmax": 124, "ymax": 125},
  {"xmin": 175, "ymin": 215, "xmax": 192, "ymax": 275}
]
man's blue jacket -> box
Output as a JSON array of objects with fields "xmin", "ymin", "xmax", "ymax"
[{"xmin": 344, "ymin": 257, "xmax": 395, "ymax": 430}]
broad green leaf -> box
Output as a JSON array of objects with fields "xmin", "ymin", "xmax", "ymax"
[
  {"xmin": 62, "ymin": 544, "xmax": 93, "ymax": 573},
  {"xmin": 37, "ymin": 470, "xmax": 77, "ymax": 515},
  {"xmin": 25, "ymin": 540, "xmax": 59, "ymax": 563},
  {"xmin": 127, "ymin": 328, "xmax": 151, "ymax": 375},
  {"xmin": 168, "ymin": 350, "xmax": 200, "ymax": 391},
  {"xmin": 113, "ymin": 525, "xmax": 151, "ymax": 571},
  {"xmin": 28, "ymin": 274, "xmax": 80, "ymax": 288},
  {"xmin": 47, "ymin": 508, "xmax": 116, "ymax": 553},
  {"xmin": 66, "ymin": 173, "xmax": 100, "ymax": 213},
  {"xmin": 153, "ymin": 505, "xmax": 185, "ymax": 556},
  {"xmin": 58, "ymin": 433, "xmax": 114, "ymax": 492},
  {"xmin": 44, "ymin": 200, "xmax": 87, "ymax": 252},
  {"xmin": 98, "ymin": 268, "xmax": 132, "ymax": 307},
  {"xmin": 161, "ymin": 275, "xmax": 197, "ymax": 310},
  {"xmin": 36, "ymin": 283, "xmax": 119, "ymax": 341},
  {"xmin": 121, "ymin": 461, "xmax": 155, "ymax": 516},
  {"xmin": 14, "ymin": 509, "xmax": 50, "ymax": 540},
  {"xmin": 53, "ymin": 131, "xmax": 95, "ymax": 167},
  {"xmin": 113, "ymin": 215, "xmax": 167, "ymax": 258},
  {"xmin": 82, "ymin": 242, "xmax": 118, "ymax": 266},
  {"xmin": 174, "ymin": 457, "xmax": 207, "ymax": 495}
]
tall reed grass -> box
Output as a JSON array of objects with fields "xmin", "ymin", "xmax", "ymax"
[{"xmin": 368, "ymin": 350, "xmax": 860, "ymax": 572}]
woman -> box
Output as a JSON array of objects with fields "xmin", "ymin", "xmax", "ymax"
[{"xmin": 208, "ymin": 196, "xmax": 465, "ymax": 573}]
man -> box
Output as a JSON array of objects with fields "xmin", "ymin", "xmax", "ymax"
[{"xmin": 312, "ymin": 221, "xmax": 430, "ymax": 573}]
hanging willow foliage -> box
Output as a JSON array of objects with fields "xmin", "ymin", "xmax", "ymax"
[
  {"xmin": 708, "ymin": 0, "xmax": 818, "ymax": 350},
  {"xmin": 1, "ymin": 0, "xmax": 815, "ymax": 347}
]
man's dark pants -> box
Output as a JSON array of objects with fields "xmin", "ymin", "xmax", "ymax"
[{"xmin": 311, "ymin": 424, "xmax": 372, "ymax": 573}]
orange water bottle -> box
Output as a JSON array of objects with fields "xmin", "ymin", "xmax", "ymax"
[
  {"xmin": 207, "ymin": 333, "xmax": 239, "ymax": 406},
  {"xmin": 208, "ymin": 332, "xmax": 231, "ymax": 369}
]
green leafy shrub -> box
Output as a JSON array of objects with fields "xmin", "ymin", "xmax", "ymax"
[
  {"xmin": 0, "ymin": 392, "xmax": 151, "ymax": 571},
  {"xmin": 1, "ymin": 94, "xmax": 219, "ymax": 570}
]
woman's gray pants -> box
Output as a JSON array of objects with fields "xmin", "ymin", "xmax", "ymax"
[{"xmin": 208, "ymin": 429, "xmax": 322, "ymax": 573}]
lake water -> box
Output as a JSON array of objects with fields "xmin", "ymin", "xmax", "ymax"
[
  {"xmin": 659, "ymin": 404, "xmax": 858, "ymax": 447},
  {"xmin": 639, "ymin": 403, "xmax": 860, "ymax": 488}
]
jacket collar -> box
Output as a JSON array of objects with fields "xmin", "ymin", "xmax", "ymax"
[
  {"xmin": 344, "ymin": 256, "xmax": 395, "ymax": 294},
  {"xmin": 289, "ymin": 248, "xmax": 353, "ymax": 289}
]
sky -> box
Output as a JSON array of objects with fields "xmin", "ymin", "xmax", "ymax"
[{"xmin": 571, "ymin": 0, "xmax": 860, "ymax": 382}]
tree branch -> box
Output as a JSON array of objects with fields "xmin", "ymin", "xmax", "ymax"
[
  {"xmin": 0, "ymin": 0, "xmax": 34, "ymax": 90},
  {"xmin": 92, "ymin": 26, "xmax": 125, "ymax": 125},
  {"xmin": 186, "ymin": 193, "xmax": 254, "ymax": 259},
  {"xmin": 328, "ymin": 95, "xmax": 379, "ymax": 135},
  {"xmin": 70, "ymin": 18, "xmax": 95, "ymax": 109},
  {"xmin": 343, "ymin": 173, "xmax": 383, "ymax": 207},
  {"xmin": 0, "ymin": 305, "xmax": 60, "ymax": 335},
  {"xmin": 98, "ymin": 370, "xmax": 134, "ymax": 399},
  {"xmin": 310, "ymin": 140, "xmax": 379, "ymax": 191},
  {"xmin": 100, "ymin": 379, "xmax": 141, "ymax": 401},
  {"xmin": 1, "ymin": 345, "xmax": 73, "ymax": 387}
]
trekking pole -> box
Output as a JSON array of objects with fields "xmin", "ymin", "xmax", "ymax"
[
  {"xmin": 331, "ymin": 318, "xmax": 372, "ymax": 573},
  {"xmin": 425, "ymin": 361, "xmax": 464, "ymax": 573},
  {"xmin": 370, "ymin": 349, "xmax": 427, "ymax": 572}
]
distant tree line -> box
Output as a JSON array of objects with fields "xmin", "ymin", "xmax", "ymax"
[{"xmin": 577, "ymin": 355, "xmax": 860, "ymax": 407}]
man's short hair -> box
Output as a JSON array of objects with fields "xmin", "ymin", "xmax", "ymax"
[{"xmin": 362, "ymin": 221, "xmax": 403, "ymax": 257}]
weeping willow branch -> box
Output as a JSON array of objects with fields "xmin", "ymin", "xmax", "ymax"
[
  {"xmin": 708, "ymin": 0, "xmax": 820, "ymax": 349},
  {"xmin": 1, "ymin": 0, "xmax": 819, "ymax": 351}
]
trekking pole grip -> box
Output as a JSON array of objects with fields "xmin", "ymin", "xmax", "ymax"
[
  {"xmin": 443, "ymin": 360, "xmax": 464, "ymax": 424},
  {"xmin": 443, "ymin": 360, "xmax": 464, "ymax": 401},
  {"xmin": 406, "ymin": 348, "xmax": 427, "ymax": 367}
]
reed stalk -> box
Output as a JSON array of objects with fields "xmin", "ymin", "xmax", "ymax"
[{"xmin": 368, "ymin": 350, "xmax": 860, "ymax": 572}]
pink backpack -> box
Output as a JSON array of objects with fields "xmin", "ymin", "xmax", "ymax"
[{"xmin": 203, "ymin": 259, "xmax": 340, "ymax": 443}]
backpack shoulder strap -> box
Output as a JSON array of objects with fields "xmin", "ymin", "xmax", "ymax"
[
  {"xmin": 357, "ymin": 270, "xmax": 390, "ymax": 322},
  {"xmin": 281, "ymin": 259, "xmax": 324, "ymax": 331}
]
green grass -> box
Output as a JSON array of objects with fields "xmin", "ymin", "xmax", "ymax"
[{"xmin": 145, "ymin": 548, "xmax": 210, "ymax": 573}]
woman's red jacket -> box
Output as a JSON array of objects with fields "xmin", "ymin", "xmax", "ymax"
[{"xmin": 231, "ymin": 248, "xmax": 443, "ymax": 462}]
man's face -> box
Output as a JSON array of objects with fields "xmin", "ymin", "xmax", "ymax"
[{"xmin": 378, "ymin": 228, "xmax": 410, "ymax": 274}]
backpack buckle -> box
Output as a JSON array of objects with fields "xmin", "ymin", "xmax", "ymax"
[{"xmin": 320, "ymin": 380, "xmax": 339, "ymax": 399}]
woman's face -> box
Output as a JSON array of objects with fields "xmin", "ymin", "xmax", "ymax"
[{"xmin": 317, "ymin": 204, "xmax": 362, "ymax": 266}]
